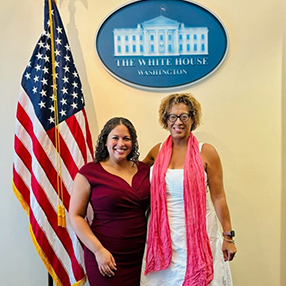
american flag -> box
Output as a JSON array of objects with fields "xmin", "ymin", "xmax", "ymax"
[{"xmin": 12, "ymin": 0, "xmax": 93, "ymax": 285}]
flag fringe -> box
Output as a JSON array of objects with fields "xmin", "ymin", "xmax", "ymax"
[
  {"xmin": 12, "ymin": 181, "xmax": 29, "ymax": 216},
  {"xmin": 29, "ymin": 224, "xmax": 64, "ymax": 286},
  {"xmin": 71, "ymin": 277, "xmax": 87, "ymax": 286}
]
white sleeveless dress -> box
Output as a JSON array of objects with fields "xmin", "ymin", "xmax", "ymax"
[{"xmin": 140, "ymin": 143, "xmax": 233, "ymax": 286}]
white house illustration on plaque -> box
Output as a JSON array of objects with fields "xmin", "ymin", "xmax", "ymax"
[{"xmin": 113, "ymin": 15, "xmax": 209, "ymax": 56}]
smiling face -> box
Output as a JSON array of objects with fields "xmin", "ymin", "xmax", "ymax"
[
  {"xmin": 105, "ymin": 124, "xmax": 132, "ymax": 163},
  {"xmin": 167, "ymin": 103, "xmax": 193, "ymax": 141}
]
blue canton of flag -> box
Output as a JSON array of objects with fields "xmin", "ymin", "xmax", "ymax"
[{"xmin": 22, "ymin": 0, "xmax": 84, "ymax": 131}]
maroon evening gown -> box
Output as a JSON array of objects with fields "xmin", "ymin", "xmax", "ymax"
[{"xmin": 78, "ymin": 161, "xmax": 150, "ymax": 286}]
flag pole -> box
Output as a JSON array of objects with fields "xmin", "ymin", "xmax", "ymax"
[
  {"xmin": 48, "ymin": 0, "xmax": 58, "ymax": 285},
  {"xmin": 48, "ymin": 0, "xmax": 66, "ymax": 229},
  {"xmin": 48, "ymin": 273, "xmax": 53, "ymax": 286}
]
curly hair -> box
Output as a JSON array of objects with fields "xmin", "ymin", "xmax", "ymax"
[
  {"xmin": 158, "ymin": 93, "xmax": 202, "ymax": 131},
  {"xmin": 94, "ymin": 117, "xmax": 140, "ymax": 164}
]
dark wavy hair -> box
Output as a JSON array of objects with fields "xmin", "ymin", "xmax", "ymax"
[{"xmin": 94, "ymin": 117, "xmax": 140, "ymax": 164}]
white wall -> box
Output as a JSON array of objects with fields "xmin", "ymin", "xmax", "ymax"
[
  {"xmin": 1, "ymin": 1, "xmax": 47, "ymax": 285},
  {"xmin": 0, "ymin": 0, "xmax": 284, "ymax": 285}
]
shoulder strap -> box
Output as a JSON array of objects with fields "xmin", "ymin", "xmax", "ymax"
[{"xmin": 199, "ymin": 142, "xmax": 204, "ymax": 153}]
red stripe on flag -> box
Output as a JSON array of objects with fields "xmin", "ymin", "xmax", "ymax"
[
  {"xmin": 12, "ymin": 165, "xmax": 30, "ymax": 209},
  {"xmin": 65, "ymin": 114, "xmax": 87, "ymax": 165},
  {"xmin": 14, "ymin": 126, "xmax": 32, "ymax": 171},
  {"xmin": 13, "ymin": 134, "xmax": 33, "ymax": 206},
  {"xmin": 82, "ymin": 109, "xmax": 94, "ymax": 160}
]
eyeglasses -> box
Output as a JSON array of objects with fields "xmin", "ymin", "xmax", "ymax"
[{"xmin": 166, "ymin": 113, "xmax": 192, "ymax": 123}]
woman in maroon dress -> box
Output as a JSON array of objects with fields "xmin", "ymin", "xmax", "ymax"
[{"xmin": 69, "ymin": 117, "xmax": 150, "ymax": 286}]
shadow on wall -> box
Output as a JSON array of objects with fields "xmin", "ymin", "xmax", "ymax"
[{"xmin": 60, "ymin": 0, "xmax": 98, "ymax": 144}]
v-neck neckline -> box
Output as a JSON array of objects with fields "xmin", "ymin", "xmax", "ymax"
[{"xmin": 98, "ymin": 162, "xmax": 139, "ymax": 188}]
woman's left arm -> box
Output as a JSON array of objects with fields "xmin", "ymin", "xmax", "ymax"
[{"xmin": 201, "ymin": 143, "xmax": 237, "ymax": 261}]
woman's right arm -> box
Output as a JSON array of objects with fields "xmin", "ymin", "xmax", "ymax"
[
  {"xmin": 69, "ymin": 173, "xmax": 117, "ymax": 276},
  {"xmin": 143, "ymin": 143, "xmax": 161, "ymax": 167}
]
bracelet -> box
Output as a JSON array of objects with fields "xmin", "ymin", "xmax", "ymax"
[{"xmin": 223, "ymin": 237, "xmax": 235, "ymax": 244}]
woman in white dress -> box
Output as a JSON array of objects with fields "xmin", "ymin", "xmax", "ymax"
[{"xmin": 140, "ymin": 93, "xmax": 237, "ymax": 286}]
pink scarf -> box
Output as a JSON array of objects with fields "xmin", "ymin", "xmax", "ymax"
[{"xmin": 145, "ymin": 133, "xmax": 213, "ymax": 286}]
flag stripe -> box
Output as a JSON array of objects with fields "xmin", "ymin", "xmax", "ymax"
[
  {"xmin": 13, "ymin": 136, "xmax": 32, "ymax": 207},
  {"xmin": 12, "ymin": 166, "xmax": 30, "ymax": 211},
  {"xmin": 14, "ymin": 125, "xmax": 32, "ymax": 172}
]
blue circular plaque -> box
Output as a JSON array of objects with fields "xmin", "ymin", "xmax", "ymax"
[{"xmin": 95, "ymin": 0, "xmax": 228, "ymax": 90}]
